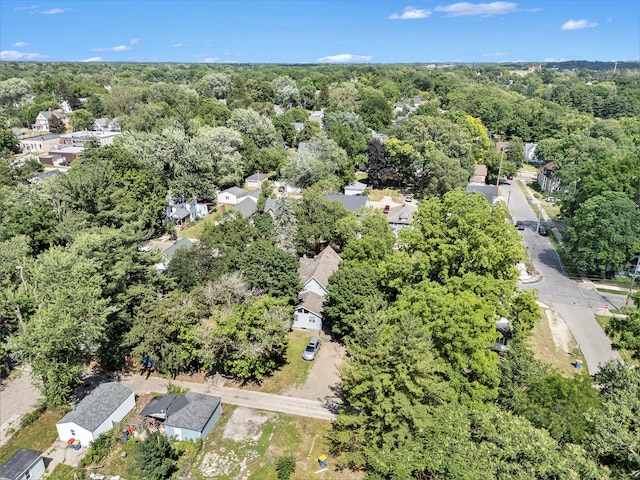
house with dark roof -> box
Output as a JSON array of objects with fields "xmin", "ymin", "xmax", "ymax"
[
  {"xmin": 0, "ymin": 449, "xmax": 45, "ymax": 480},
  {"xmin": 294, "ymin": 246, "xmax": 341, "ymax": 330},
  {"xmin": 537, "ymin": 161, "xmax": 563, "ymax": 192},
  {"xmin": 323, "ymin": 194, "xmax": 370, "ymax": 212},
  {"xmin": 217, "ymin": 187, "xmax": 261, "ymax": 216},
  {"xmin": 386, "ymin": 203, "xmax": 418, "ymax": 236},
  {"xmin": 141, "ymin": 392, "xmax": 222, "ymax": 441},
  {"xmin": 56, "ymin": 382, "xmax": 135, "ymax": 446},
  {"xmin": 465, "ymin": 185, "xmax": 500, "ymax": 205}
]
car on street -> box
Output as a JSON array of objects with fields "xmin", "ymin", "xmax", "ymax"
[
  {"xmin": 506, "ymin": 175, "xmax": 514, "ymax": 180},
  {"xmin": 405, "ymin": 196, "xmax": 413, "ymax": 203},
  {"xmin": 302, "ymin": 337, "xmax": 321, "ymax": 361},
  {"xmin": 383, "ymin": 205, "xmax": 390, "ymax": 214},
  {"xmin": 515, "ymin": 220, "xmax": 525, "ymax": 230},
  {"xmin": 538, "ymin": 225, "xmax": 548, "ymax": 236}
]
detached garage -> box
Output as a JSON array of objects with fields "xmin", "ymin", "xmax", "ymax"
[{"xmin": 56, "ymin": 382, "xmax": 135, "ymax": 446}]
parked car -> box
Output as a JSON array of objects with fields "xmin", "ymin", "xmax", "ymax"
[
  {"xmin": 405, "ymin": 196, "xmax": 413, "ymax": 203},
  {"xmin": 302, "ymin": 338, "xmax": 321, "ymax": 361},
  {"xmin": 506, "ymin": 175, "xmax": 514, "ymax": 180},
  {"xmin": 546, "ymin": 196, "xmax": 557, "ymax": 203},
  {"xmin": 383, "ymin": 205, "xmax": 390, "ymax": 214},
  {"xmin": 515, "ymin": 220, "xmax": 525, "ymax": 230},
  {"xmin": 538, "ymin": 225, "xmax": 548, "ymax": 236}
]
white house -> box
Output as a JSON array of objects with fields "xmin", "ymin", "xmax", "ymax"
[
  {"xmin": 56, "ymin": 382, "xmax": 135, "ymax": 446},
  {"xmin": 386, "ymin": 203, "xmax": 418, "ymax": 237},
  {"xmin": 0, "ymin": 449, "xmax": 46, "ymax": 480},
  {"xmin": 537, "ymin": 162, "xmax": 564, "ymax": 192},
  {"xmin": 344, "ymin": 181, "xmax": 367, "ymax": 196},
  {"xmin": 32, "ymin": 109, "xmax": 67, "ymax": 132},
  {"xmin": 293, "ymin": 291, "xmax": 325, "ymax": 330},
  {"xmin": 217, "ymin": 186, "xmax": 260, "ymax": 207},
  {"xmin": 293, "ymin": 246, "xmax": 341, "ymax": 330}
]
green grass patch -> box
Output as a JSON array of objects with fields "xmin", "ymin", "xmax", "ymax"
[
  {"xmin": 224, "ymin": 330, "xmax": 314, "ymax": 394},
  {"xmin": 48, "ymin": 464, "xmax": 78, "ymax": 480},
  {"xmin": 0, "ymin": 407, "xmax": 67, "ymax": 465},
  {"xmin": 596, "ymin": 288, "xmax": 629, "ymax": 296},
  {"xmin": 516, "ymin": 180, "xmax": 533, "ymax": 201},
  {"xmin": 180, "ymin": 211, "xmax": 222, "ymax": 239},
  {"xmin": 368, "ymin": 188, "xmax": 402, "ymax": 202}
]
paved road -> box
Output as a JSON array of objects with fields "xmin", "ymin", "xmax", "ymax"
[
  {"xmin": 506, "ymin": 176, "xmax": 620, "ymax": 373},
  {"xmin": 119, "ymin": 373, "xmax": 337, "ymax": 421}
]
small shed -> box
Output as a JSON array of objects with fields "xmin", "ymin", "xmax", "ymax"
[
  {"xmin": 56, "ymin": 382, "xmax": 135, "ymax": 446},
  {"xmin": 0, "ymin": 449, "xmax": 45, "ymax": 480},
  {"xmin": 142, "ymin": 392, "xmax": 222, "ymax": 441}
]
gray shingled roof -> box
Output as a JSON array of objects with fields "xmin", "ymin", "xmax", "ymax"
[
  {"xmin": 162, "ymin": 237, "xmax": 194, "ymax": 261},
  {"xmin": 222, "ymin": 186, "xmax": 247, "ymax": 198},
  {"xmin": 57, "ymin": 382, "xmax": 133, "ymax": 433},
  {"xmin": 140, "ymin": 393, "xmax": 179, "ymax": 419},
  {"xmin": 298, "ymin": 246, "xmax": 341, "ymax": 289},
  {"xmin": 465, "ymin": 185, "xmax": 499, "ymax": 204},
  {"xmin": 246, "ymin": 172, "xmax": 268, "ymax": 182},
  {"xmin": 264, "ymin": 198, "xmax": 279, "ymax": 213},
  {"xmin": 165, "ymin": 392, "xmax": 221, "ymax": 433},
  {"xmin": 296, "ymin": 291, "xmax": 325, "ymax": 316},
  {"xmin": 0, "ymin": 449, "xmax": 42, "ymax": 480},
  {"xmin": 386, "ymin": 204, "xmax": 417, "ymax": 225},
  {"xmin": 324, "ymin": 194, "xmax": 369, "ymax": 212},
  {"xmin": 232, "ymin": 198, "xmax": 258, "ymax": 218}
]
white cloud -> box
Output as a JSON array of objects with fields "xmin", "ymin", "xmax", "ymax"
[
  {"xmin": 129, "ymin": 38, "xmax": 140, "ymax": 45},
  {"xmin": 11, "ymin": 42, "xmax": 31, "ymax": 47},
  {"xmin": 0, "ymin": 50, "xmax": 48, "ymax": 60},
  {"xmin": 435, "ymin": 2, "xmax": 520, "ymax": 17},
  {"xmin": 482, "ymin": 52, "xmax": 509, "ymax": 57},
  {"xmin": 40, "ymin": 8, "xmax": 65, "ymax": 14},
  {"xmin": 92, "ymin": 45, "xmax": 132, "ymax": 52},
  {"xmin": 202, "ymin": 57, "xmax": 219, "ymax": 63},
  {"xmin": 173, "ymin": 43, "xmax": 187, "ymax": 47},
  {"xmin": 81, "ymin": 56, "xmax": 104, "ymax": 62},
  {"xmin": 317, "ymin": 53, "xmax": 373, "ymax": 63},
  {"xmin": 561, "ymin": 19, "xmax": 598, "ymax": 30},
  {"xmin": 389, "ymin": 7, "xmax": 431, "ymax": 20},
  {"xmin": 15, "ymin": 5, "xmax": 37, "ymax": 11}
]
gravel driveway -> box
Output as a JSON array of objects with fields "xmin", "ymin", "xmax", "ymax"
[{"xmin": 0, "ymin": 369, "xmax": 43, "ymax": 446}]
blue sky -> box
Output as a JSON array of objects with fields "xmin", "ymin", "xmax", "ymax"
[{"xmin": 1, "ymin": 1, "xmax": 638, "ymax": 63}]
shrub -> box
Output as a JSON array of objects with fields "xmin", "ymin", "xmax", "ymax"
[
  {"xmin": 275, "ymin": 455, "xmax": 296, "ymax": 479},
  {"xmin": 80, "ymin": 431, "xmax": 114, "ymax": 467},
  {"xmin": 20, "ymin": 403, "xmax": 46, "ymax": 428}
]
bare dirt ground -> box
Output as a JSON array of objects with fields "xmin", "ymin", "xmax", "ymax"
[
  {"xmin": 283, "ymin": 338, "xmax": 346, "ymax": 411},
  {"xmin": 0, "ymin": 368, "xmax": 42, "ymax": 446}
]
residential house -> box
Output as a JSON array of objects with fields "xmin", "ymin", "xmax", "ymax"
[
  {"xmin": 0, "ymin": 449, "xmax": 45, "ymax": 480},
  {"xmin": 19, "ymin": 134, "xmax": 61, "ymax": 154},
  {"xmin": 372, "ymin": 131, "xmax": 389, "ymax": 142},
  {"xmin": 537, "ymin": 162, "xmax": 562, "ymax": 192},
  {"xmin": 274, "ymin": 181, "xmax": 302, "ymax": 195},
  {"xmin": 155, "ymin": 237, "xmax": 194, "ymax": 271},
  {"xmin": 93, "ymin": 118, "xmax": 120, "ymax": 133},
  {"xmin": 141, "ymin": 392, "xmax": 222, "ymax": 441},
  {"xmin": 308, "ymin": 110, "xmax": 324, "ymax": 126},
  {"xmin": 32, "ymin": 109, "xmax": 67, "ymax": 132},
  {"xmin": 525, "ymin": 143, "xmax": 538, "ymax": 163},
  {"xmin": 293, "ymin": 246, "xmax": 342, "ymax": 330},
  {"xmin": 469, "ymin": 164, "xmax": 488, "ymax": 185},
  {"xmin": 56, "ymin": 382, "xmax": 135, "ymax": 446},
  {"xmin": 29, "ymin": 170, "xmax": 62, "ymax": 184},
  {"xmin": 166, "ymin": 197, "xmax": 209, "ymax": 228},
  {"xmin": 343, "ymin": 181, "xmax": 367, "ymax": 196},
  {"xmin": 324, "ymin": 194, "xmax": 370, "ymax": 212},
  {"xmin": 386, "ymin": 203, "xmax": 418, "ymax": 236},
  {"xmin": 232, "ymin": 197, "xmax": 259, "ymax": 218},
  {"xmin": 60, "ymin": 130, "xmax": 122, "ymax": 147},
  {"xmin": 39, "ymin": 145, "xmax": 83, "ymax": 166},
  {"xmin": 245, "ymin": 172, "xmax": 269, "ymax": 190},
  {"xmin": 465, "ymin": 184, "xmax": 500, "ymax": 204},
  {"xmin": 394, "ymin": 101, "xmax": 405, "ymax": 112},
  {"xmin": 264, "ymin": 198, "xmax": 279, "ymax": 217}
]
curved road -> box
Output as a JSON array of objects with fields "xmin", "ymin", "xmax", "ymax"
[{"xmin": 505, "ymin": 175, "xmax": 619, "ymax": 373}]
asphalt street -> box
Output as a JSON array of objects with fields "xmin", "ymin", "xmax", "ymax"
[{"xmin": 505, "ymin": 176, "xmax": 620, "ymax": 373}]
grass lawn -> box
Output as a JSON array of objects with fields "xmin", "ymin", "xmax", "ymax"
[
  {"xmin": 529, "ymin": 306, "xmax": 586, "ymax": 376},
  {"xmin": 367, "ymin": 188, "xmax": 403, "ymax": 202},
  {"xmin": 0, "ymin": 407, "xmax": 67, "ymax": 465},
  {"xmin": 180, "ymin": 211, "xmax": 221, "ymax": 239},
  {"xmin": 224, "ymin": 330, "xmax": 315, "ymax": 394}
]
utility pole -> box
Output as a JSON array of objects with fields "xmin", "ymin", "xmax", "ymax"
[
  {"xmin": 626, "ymin": 255, "xmax": 640, "ymax": 305},
  {"xmin": 496, "ymin": 149, "xmax": 504, "ymax": 186}
]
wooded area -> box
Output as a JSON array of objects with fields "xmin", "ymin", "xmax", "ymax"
[{"xmin": 1, "ymin": 62, "xmax": 639, "ymax": 478}]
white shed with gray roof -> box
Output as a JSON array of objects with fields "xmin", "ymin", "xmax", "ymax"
[
  {"xmin": 56, "ymin": 382, "xmax": 135, "ymax": 446},
  {"xmin": 164, "ymin": 392, "xmax": 222, "ymax": 441}
]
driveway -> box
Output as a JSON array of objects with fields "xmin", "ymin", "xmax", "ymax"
[{"xmin": 0, "ymin": 368, "xmax": 43, "ymax": 447}]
